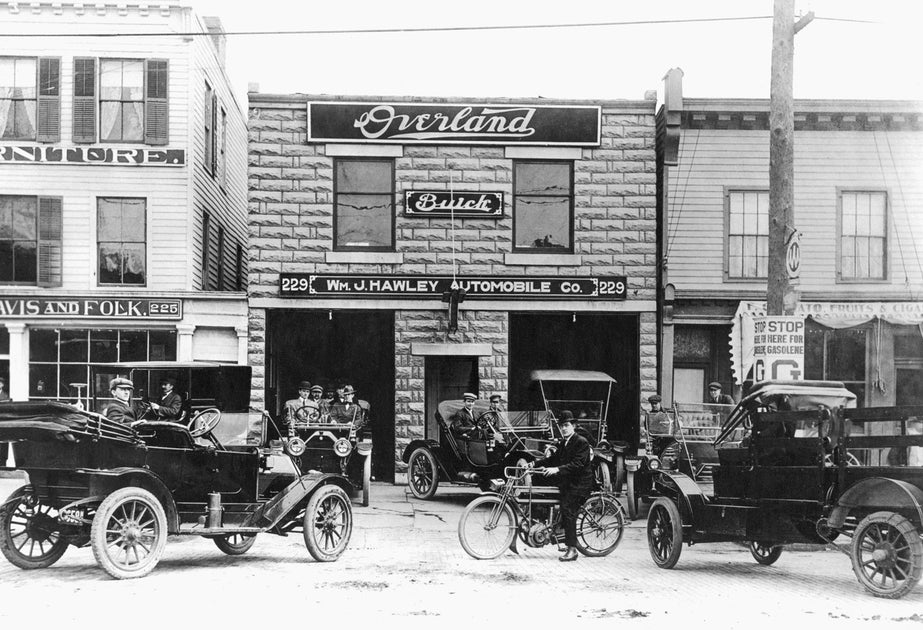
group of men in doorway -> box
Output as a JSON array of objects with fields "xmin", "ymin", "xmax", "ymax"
[{"xmin": 283, "ymin": 380, "xmax": 368, "ymax": 431}]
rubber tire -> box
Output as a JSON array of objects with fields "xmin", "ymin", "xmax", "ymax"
[
  {"xmin": 647, "ymin": 497, "xmax": 683, "ymax": 569},
  {"xmin": 91, "ymin": 487, "xmax": 168, "ymax": 580},
  {"xmin": 612, "ymin": 452, "xmax": 626, "ymax": 494},
  {"xmin": 213, "ymin": 534, "xmax": 257, "ymax": 555},
  {"xmin": 303, "ymin": 485, "xmax": 353, "ymax": 562},
  {"xmin": 595, "ymin": 460, "xmax": 612, "ymax": 493},
  {"xmin": 361, "ymin": 451, "xmax": 372, "ymax": 507},
  {"xmin": 0, "ymin": 485, "xmax": 68, "ymax": 570},
  {"xmin": 626, "ymin": 472, "xmax": 639, "ymax": 521},
  {"xmin": 575, "ymin": 494, "xmax": 625, "ymax": 557},
  {"xmin": 850, "ymin": 511, "xmax": 923, "ymax": 599},
  {"xmin": 458, "ymin": 495, "xmax": 517, "ymax": 560},
  {"xmin": 408, "ymin": 447, "xmax": 439, "ymax": 500},
  {"xmin": 749, "ymin": 541, "xmax": 783, "ymax": 565}
]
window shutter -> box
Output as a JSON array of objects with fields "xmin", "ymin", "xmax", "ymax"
[
  {"xmin": 210, "ymin": 94, "xmax": 218, "ymax": 175},
  {"xmin": 37, "ymin": 57, "xmax": 61, "ymax": 142},
  {"xmin": 144, "ymin": 59, "xmax": 169, "ymax": 145},
  {"xmin": 73, "ymin": 57, "xmax": 96, "ymax": 143},
  {"xmin": 37, "ymin": 197, "xmax": 63, "ymax": 288}
]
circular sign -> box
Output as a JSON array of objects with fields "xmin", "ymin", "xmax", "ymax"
[{"xmin": 785, "ymin": 231, "xmax": 801, "ymax": 279}]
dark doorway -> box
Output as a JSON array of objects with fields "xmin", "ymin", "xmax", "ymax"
[
  {"xmin": 424, "ymin": 356, "xmax": 478, "ymax": 439},
  {"xmin": 267, "ymin": 309, "xmax": 395, "ymax": 481},
  {"xmin": 509, "ymin": 312, "xmax": 640, "ymax": 448}
]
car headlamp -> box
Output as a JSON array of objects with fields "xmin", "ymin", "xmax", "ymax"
[
  {"xmin": 648, "ymin": 456, "xmax": 662, "ymax": 471},
  {"xmin": 284, "ymin": 437, "xmax": 306, "ymax": 457},
  {"xmin": 333, "ymin": 437, "xmax": 353, "ymax": 457}
]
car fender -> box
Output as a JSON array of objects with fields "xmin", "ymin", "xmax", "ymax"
[
  {"xmin": 253, "ymin": 472, "xmax": 353, "ymax": 529},
  {"xmin": 81, "ymin": 467, "xmax": 180, "ymax": 532},
  {"xmin": 649, "ymin": 470, "xmax": 707, "ymax": 526},
  {"xmin": 402, "ymin": 439, "xmax": 456, "ymax": 478},
  {"xmin": 401, "ymin": 439, "xmax": 440, "ymax": 463},
  {"xmin": 828, "ymin": 476, "xmax": 923, "ymax": 529}
]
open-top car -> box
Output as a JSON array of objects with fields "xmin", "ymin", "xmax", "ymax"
[
  {"xmin": 403, "ymin": 398, "xmax": 553, "ymax": 499},
  {"xmin": 0, "ymin": 363, "xmax": 355, "ymax": 580},
  {"xmin": 645, "ymin": 380, "xmax": 923, "ymax": 599}
]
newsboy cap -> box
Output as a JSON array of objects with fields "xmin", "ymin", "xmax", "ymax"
[
  {"xmin": 462, "ymin": 392, "xmax": 477, "ymax": 401},
  {"xmin": 648, "ymin": 394, "xmax": 662, "ymax": 403},
  {"xmin": 310, "ymin": 384, "xmax": 324, "ymax": 394},
  {"xmin": 298, "ymin": 381, "xmax": 312, "ymax": 390},
  {"xmin": 708, "ymin": 382, "xmax": 722, "ymax": 390},
  {"xmin": 109, "ymin": 377, "xmax": 134, "ymax": 390}
]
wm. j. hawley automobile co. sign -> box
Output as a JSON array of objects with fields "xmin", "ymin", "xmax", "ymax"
[
  {"xmin": 308, "ymin": 102, "xmax": 601, "ymax": 146},
  {"xmin": 405, "ymin": 191, "xmax": 503, "ymax": 218},
  {"xmin": 280, "ymin": 274, "xmax": 627, "ymax": 300}
]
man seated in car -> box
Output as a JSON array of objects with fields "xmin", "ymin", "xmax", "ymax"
[
  {"xmin": 450, "ymin": 392, "xmax": 478, "ymax": 438},
  {"xmin": 148, "ymin": 376, "xmax": 183, "ymax": 422},
  {"xmin": 105, "ymin": 377, "xmax": 139, "ymax": 424},
  {"xmin": 284, "ymin": 380, "xmax": 318, "ymax": 428},
  {"xmin": 327, "ymin": 385, "xmax": 366, "ymax": 430}
]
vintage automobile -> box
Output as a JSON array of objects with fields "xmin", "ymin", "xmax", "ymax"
[
  {"xmin": 624, "ymin": 401, "xmax": 736, "ymax": 519},
  {"xmin": 645, "ymin": 380, "xmax": 923, "ymax": 599},
  {"xmin": 403, "ymin": 398, "xmax": 553, "ymax": 499},
  {"xmin": 0, "ymin": 363, "xmax": 356, "ymax": 580}
]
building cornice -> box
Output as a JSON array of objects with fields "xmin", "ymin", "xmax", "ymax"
[{"xmin": 247, "ymin": 93, "xmax": 656, "ymax": 112}]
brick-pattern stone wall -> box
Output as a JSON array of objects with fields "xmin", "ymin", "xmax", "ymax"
[{"xmin": 247, "ymin": 95, "xmax": 659, "ymax": 476}]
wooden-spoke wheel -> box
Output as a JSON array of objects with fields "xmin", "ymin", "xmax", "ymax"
[
  {"xmin": 91, "ymin": 487, "xmax": 167, "ymax": 580},
  {"xmin": 647, "ymin": 497, "xmax": 683, "ymax": 569},
  {"xmin": 749, "ymin": 541, "xmax": 783, "ymax": 565},
  {"xmin": 850, "ymin": 511, "xmax": 923, "ymax": 599},
  {"xmin": 213, "ymin": 533, "xmax": 257, "ymax": 555},
  {"xmin": 303, "ymin": 485, "xmax": 352, "ymax": 562},
  {"xmin": 0, "ymin": 485, "xmax": 68, "ymax": 570},
  {"xmin": 594, "ymin": 460, "xmax": 612, "ymax": 493},
  {"xmin": 408, "ymin": 447, "xmax": 439, "ymax": 500}
]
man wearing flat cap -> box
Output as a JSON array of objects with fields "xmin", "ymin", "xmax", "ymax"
[
  {"xmin": 449, "ymin": 392, "xmax": 478, "ymax": 438},
  {"xmin": 308, "ymin": 384, "xmax": 329, "ymax": 418},
  {"xmin": 539, "ymin": 411, "xmax": 594, "ymax": 562},
  {"xmin": 285, "ymin": 380, "xmax": 318, "ymax": 427},
  {"xmin": 149, "ymin": 376, "xmax": 183, "ymax": 421},
  {"xmin": 105, "ymin": 377, "xmax": 139, "ymax": 424},
  {"xmin": 707, "ymin": 382, "xmax": 735, "ymax": 405}
]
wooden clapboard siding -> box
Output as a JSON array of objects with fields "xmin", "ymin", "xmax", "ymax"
[{"xmin": 667, "ymin": 126, "xmax": 923, "ymax": 296}]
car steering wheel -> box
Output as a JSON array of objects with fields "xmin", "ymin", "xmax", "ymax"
[
  {"xmin": 188, "ymin": 408, "xmax": 222, "ymax": 438},
  {"xmin": 294, "ymin": 405, "xmax": 321, "ymax": 423}
]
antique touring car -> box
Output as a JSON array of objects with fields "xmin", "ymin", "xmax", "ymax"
[
  {"xmin": 0, "ymin": 363, "xmax": 355, "ymax": 579},
  {"xmin": 645, "ymin": 380, "xmax": 923, "ymax": 599}
]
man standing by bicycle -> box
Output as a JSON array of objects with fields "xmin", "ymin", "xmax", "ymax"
[{"xmin": 540, "ymin": 411, "xmax": 594, "ymax": 562}]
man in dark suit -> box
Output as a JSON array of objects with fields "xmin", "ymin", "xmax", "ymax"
[
  {"xmin": 105, "ymin": 377, "xmax": 139, "ymax": 424},
  {"xmin": 707, "ymin": 382, "xmax": 735, "ymax": 405},
  {"xmin": 449, "ymin": 392, "xmax": 478, "ymax": 438},
  {"xmin": 149, "ymin": 376, "xmax": 183, "ymax": 422},
  {"xmin": 540, "ymin": 411, "xmax": 594, "ymax": 562}
]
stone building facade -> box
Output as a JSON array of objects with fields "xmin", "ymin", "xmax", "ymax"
[{"xmin": 247, "ymin": 94, "xmax": 659, "ymax": 481}]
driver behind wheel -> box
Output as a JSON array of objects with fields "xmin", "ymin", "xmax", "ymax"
[
  {"xmin": 449, "ymin": 393, "xmax": 478, "ymax": 438},
  {"xmin": 148, "ymin": 376, "xmax": 183, "ymax": 422},
  {"xmin": 284, "ymin": 380, "xmax": 319, "ymax": 430},
  {"xmin": 105, "ymin": 377, "xmax": 140, "ymax": 425}
]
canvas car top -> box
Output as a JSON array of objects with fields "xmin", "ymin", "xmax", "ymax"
[{"xmin": 529, "ymin": 369, "xmax": 617, "ymax": 383}]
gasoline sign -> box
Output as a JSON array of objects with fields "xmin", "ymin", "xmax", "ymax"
[{"xmin": 752, "ymin": 316, "xmax": 804, "ymax": 381}]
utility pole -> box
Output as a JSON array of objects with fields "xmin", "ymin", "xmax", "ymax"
[{"xmin": 768, "ymin": 0, "xmax": 812, "ymax": 315}]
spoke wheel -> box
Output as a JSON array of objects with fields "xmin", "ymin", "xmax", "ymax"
[
  {"xmin": 408, "ymin": 447, "xmax": 439, "ymax": 500},
  {"xmin": 575, "ymin": 494, "xmax": 625, "ymax": 557},
  {"xmin": 458, "ymin": 495, "xmax": 516, "ymax": 560},
  {"xmin": 749, "ymin": 541, "xmax": 783, "ymax": 565},
  {"xmin": 91, "ymin": 487, "xmax": 167, "ymax": 580},
  {"xmin": 594, "ymin": 460, "xmax": 612, "ymax": 493},
  {"xmin": 0, "ymin": 485, "xmax": 68, "ymax": 570},
  {"xmin": 850, "ymin": 511, "xmax": 923, "ymax": 599},
  {"xmin": 303, "ymin": 485, "xmax": 352, "ymax": 562},
  {"xmin": 647, "ymin": 497, "xmax": 683, "ymax": 569},
  {"xmin": 213, "ymin": 533, "xmax": 257, "ymax": 556}
]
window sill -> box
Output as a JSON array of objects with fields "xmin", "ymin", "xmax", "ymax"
[
  {"xmin": 326, "ymin": 251, "xmax": 403, "ymax": 264},
  {"xmin": 504, "ymin": 253, "xmax": 582, "ymax": 266}
]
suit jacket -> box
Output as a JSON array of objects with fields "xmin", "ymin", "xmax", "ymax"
[
  {"xmin": 284, "ymin": 397, "xmax": 317, "ymax": 424},
  {"xmin": 543, "ymin": 432, "xmax": 594, "ymax": 495},
  {"xmin": 709, "ymin": 393, "xmax": 735, "ymax": 405},
  {"xmin": 449, "ymin": 407, "xmax": 476, "ymax": 437},
  {"xmin": 105, "ymin": 399, "xmax": 138, "ymax": 424},
  {"xmin": 154, "ymin": 391, "xmax": 183, "ymax": 421},
  {"xmin": 327, "ymin": 401, "xmax": 366, "ymax": 429}
]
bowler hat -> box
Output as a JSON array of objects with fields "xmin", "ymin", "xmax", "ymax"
[
  {"xmin": 109, "ymin": 377, "xmax": 134, "ymax": 390},
  {"xmin": 342, "ymin": 385, "xmax": 356, "ymax": 395},
  {"xmin": 462, "ymin": 392, "xmax": 477, "ymax": 401},
  {"xmin": 160, "ymin": 376, "xmax": 177, "ymax": 386},
  {"xmin": 298, "ymin": 380, "xmax": 312, "ymax": 390},
  {"xmin": 556, "ymin": 410, "xmax": 575, "ymax": 424},
  {"xmin": 648, "ymin": 394, "xmax": 662, "ymax": 403},
  {"xmin": 708, "ymin": 382, "xmax": 722, "ymax": 390}
]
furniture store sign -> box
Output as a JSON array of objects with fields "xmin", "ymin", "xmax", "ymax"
[
  {"xmin": 0, "ymin": 146, "xmax": 185, "ymax": 166},
  {"xmin": 0, "ymin": 298, "xmax": 183, "ymax": 319},
  {"xmin": 280, "ymin": 274, "xmax": 626, "ymax": 300},
  {"xmin": 752, "ymin": 316, "xmax": 804, "ymax": 381},
  {"xmin": 308, "ymin": 102, "xmax": 601, "ymax": 146},
  {"xmin": 405, "ymin": 191, "xmax": 503, "ymax": 218}
]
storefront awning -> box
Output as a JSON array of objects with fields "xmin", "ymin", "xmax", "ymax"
[{"xmin": 730, "ymin": 301, "xmax": 923, "ymax": 385}]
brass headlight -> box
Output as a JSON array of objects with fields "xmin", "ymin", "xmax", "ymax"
[{"xmin": 333, "ymin": 437, "xmax": 353, "ymax": 457}]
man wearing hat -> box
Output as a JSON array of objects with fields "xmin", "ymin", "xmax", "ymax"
[
  {"xmin": 105, "ymin": 377, "xmax": 139, "ymax": 424},
  {"xmin": 149, "ymin": 376, "xmax": 183, "ymax": 421},
  {"xmin": 449, "ymin": 393, "xmax": 478, "ymax": 438},
  {"xmin": 645, "ymin": 394, "xmax": 678, "ymax": 460},
  {"xmin": 307, "ymin": 384, "xmax": 329, "ymax": 418},
  {"xmin": 485, "ymin": 393, "xmax": 507, "ymax": 444},
  {"xmin": 285, "ymin": 381, "xmax": 318, "ymax": 426},
  {"xmin": 539, "ymin": 410, "xmax": 594, "ymax": 562},
  {"xmin": 327, "ymin": 384, "xmax": 366, "ymax": 429},
  {"xmin": 707, "ymin": 382, "xmax": 735, "ymax": 405}
]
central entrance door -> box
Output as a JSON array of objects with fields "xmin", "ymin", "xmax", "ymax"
[{"xmin": 424, "ymin": 357, "xmax": 478, "ymax": 440}]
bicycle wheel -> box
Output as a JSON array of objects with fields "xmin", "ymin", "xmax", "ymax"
[
  {"xmin": 575, "ymin": 494, "xmax": 625, "ymax": 557},
  {"xmin": 458, "ymin": 495, "xmax": 516, "ymax": 560}
]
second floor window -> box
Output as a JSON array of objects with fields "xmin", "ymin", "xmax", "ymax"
[
  {"xmin": 98, "ymin": 197, "xmax": 145, "ymax": 285},
  {"xmin": 0, "ymin": 56, "xmax": 60, "ymax": 142},
  {"xmin": 100, "ymin": 60, "xmax": 143, "ymax": 142},
  {"xmin": 513, "ymin": 161, "xmax": 573, "ymax": 252},
  {"xmin": 0, "ymin": 195, "xmax": 62, "ymax": 287},
  {"xmin": 727, "ymin": 190, "xmax": 768, "ymax": 279},
  {"xmin": 840, "ymin": 191, "xmax": 887, "ymax": 281},
  {"xmin": 334, "ymin": 159, "xmax": 394, "ymax": 250}
]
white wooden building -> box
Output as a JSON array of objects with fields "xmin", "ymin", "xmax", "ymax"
[{"xmin": 0, "ymin": 3, "xmax": 248, "ymax": 405}]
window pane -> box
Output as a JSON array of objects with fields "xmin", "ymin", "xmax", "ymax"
[
  {"xmin": 14, "ymin": 58, "xmax": 36, "ymax": 96},
  {"xmin": 869, "ymin": 238, "xmax": 884, "ymax": 278},
  {"xmin": 728, "ymin": 236, "xmax": 742, "ymax": 277},
  {"xmin": 13, "ymin": 242, "xmax": 36, "ymax": 282},
  {"xmin": 90, "ymin": 329, "xmax": 119, "ymax": 362},
  {"xmin": 515, "ymin": 162, "xmax": 569, "ymax": 195},
  {"xmin": 29, "ymin": 363, "xmax": 56, "ymax": 398},
  {"xmin": 99, "ymin": 60, "xmax": 122, "ymax": 99},
  {"xmin": 149, "ymin": 330, "xmax": 177, "ymax": 361},
  {"xmin": 743, "ymin": 207, "xmax": 757, "ymax": 235},
  {"xmin": 0, "ymin": 196, "xmax": 11, "ymax": 238},
  {"xmin": 121, "ymin": 61, "xmax": 144, "ymax": 100},
  {"xmin": 59, "ymin": 364, "xmax": 89, "ymax": 399},
  {"xmin": 121, "ymin": 242, "xmax": 146, "ymax": 284},
  {"xmin": 98, "ymin": 199, "xmax": 123, "ymax": 240},
  {"xmin": 12, "ymin": 100, "xmax": 35, "ymax": 137},
  {"xmin": 119, "ymin": 330, "xmax": 147, "ymax": 362},
  {"xmin": 11, "ymin": 196, "xmax": 36, "ymax": 240},
  {"xmin": 58, "ymin": 329, "xmax": 88, "ymax": 363},
  {"xmin": 729, "ymin": 207, "xmax": 743, "ymax": 234},
  {"xmin": 828, "ymin": 329, "xmax": 866, "ymax": 381},
  {"xmin": 121, "ymin": 200, "xmax": 146, "ymax": 241},
  {"xmin": 0, "ymin": 59, "xmax": 13, "ymax": 91},
  {"xmin": 336, "ymin": 194, "xmax": 392, "ymax": 247},
  {"xmin": 100, "ymin": 101, "xmax": 122, "ymax": 141},
  {"xmin": 869, "ymin": 193, "xmax": 886, "ymax": 235},
  {"xmin": 121, "ymin": 101, "xmax": 143, "ymax": 141},
  {"xmin": 29, "ymin": 328, "xmax": 58, "ymax": 362},
  {"xmin": 336, "ymin": 160, "xmax": 391, "ymax": 193},
  {"xmin": 513, "ymin": 196, "xmax": 570, "ymax": 248},
  {"xmin": 0, "ymin": 242, "xmax": 11, "ymax": 282},
  {"xmin": 98, "ymin": 243, "xmax": 122, "ymax": 283}
]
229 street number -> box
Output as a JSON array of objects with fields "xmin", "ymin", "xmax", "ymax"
[{"xmin": 597, "ymin": 279, "xmax": 626, "ymax": 296}]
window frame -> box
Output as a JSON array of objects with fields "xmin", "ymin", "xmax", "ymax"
[
  {"xmin": 836, "ymin": 188, "xmax": 889, "ymax": 283},
  {"xmin": 332, "ymin": 158, "xmax": 396, "ymax": 252},
  {"xmin": 0, "ymin": 56, "xmax": 38, "ymax": 141},
  {"xmin": 0, "ymin": 195, "xmax": 38, "ymax": 285},
  {"xmin": 96, "ymin": 196, "xmax": 147, "ymax": 287},
  {"xmin": 511, "ymin": 160, "xmax": 575, "ymax": 254},
  {"xmin": 204, "ymin": 81, "xmax": 215, "ymax": 175},
  {"xmin": 723, "ymin": 188, "xmax": 769, "ymax": 282},
  {"xmin": 98, "ymin": 58, "xmax": 146, "ymax": 144}
]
